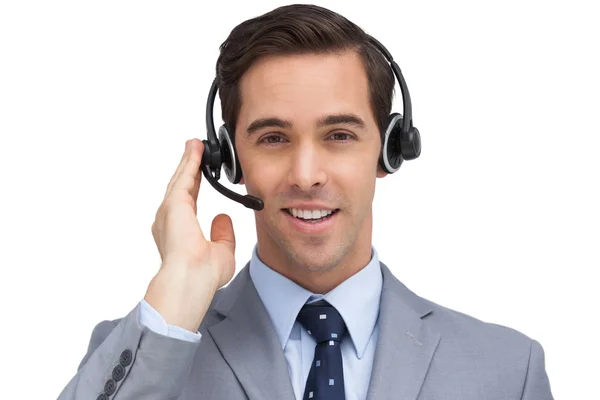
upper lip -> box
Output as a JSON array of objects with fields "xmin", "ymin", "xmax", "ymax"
[{"xmin": 282, "ymin": 204, "xmax": 339, "ymax": 211}]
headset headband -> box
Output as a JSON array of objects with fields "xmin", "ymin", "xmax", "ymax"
[{"xmin": 206, "ymin": 35, "xmax": 413, "ymax": 145}]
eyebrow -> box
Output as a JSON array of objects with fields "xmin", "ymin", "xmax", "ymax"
[{"xmin": 245, "ymin": 113, "xmax": 367, "ymax": 137}]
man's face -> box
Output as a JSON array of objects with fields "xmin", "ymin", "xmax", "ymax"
[{"xmin": 235, "ymin": 50, "xmax": 387, "ymax": 277}]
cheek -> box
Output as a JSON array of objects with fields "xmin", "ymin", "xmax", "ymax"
[
  {"xmin": 341, "ymin": 171, "xmax": 376, "ymax": 200},
  {"xmin": 336, "ymin": 152, "xmax": 376, "ymax": 181},
  {"xmin": 240, "ymin": 154, "xmax": 283, "ymax": 193},
  {"xmin": 331, "ymin": 161, "xmax": 377, "ymax": 203}
]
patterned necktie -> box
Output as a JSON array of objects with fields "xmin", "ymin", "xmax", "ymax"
[{"xmin": 296, "ymin": 299, "xmax": 347, "ymax": 400}]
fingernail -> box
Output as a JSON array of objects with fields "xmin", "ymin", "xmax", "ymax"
[{"xmin": 185, "ymin": 140, "xmax": 189, "ymax": 150}]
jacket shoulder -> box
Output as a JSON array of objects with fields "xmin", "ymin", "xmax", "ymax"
[
  {"xmin": 411, "ymin": 292, "xmax": 552, "ymax": 396},
  {"xmin": 417, "ymin": 293, "xmax": 535, "ymax": 361}
]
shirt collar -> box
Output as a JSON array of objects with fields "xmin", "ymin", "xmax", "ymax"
[{"xmin": 249, "ymin": 244, "xmax": 383, "ymax": 359}]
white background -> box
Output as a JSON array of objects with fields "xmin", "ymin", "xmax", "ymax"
[{"xmin": 1, "ymin": 1, "xmax": 598, "ymax": 398}]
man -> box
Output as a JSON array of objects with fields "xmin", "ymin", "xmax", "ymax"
[{"xmin": 58, "ymin": 4, "xmax": 553, "ymax": 400}]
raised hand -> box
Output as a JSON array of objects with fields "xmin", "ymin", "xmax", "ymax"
[{"xmin": 144, "ymin": 139, "xmax": 236, "ymax": 332}]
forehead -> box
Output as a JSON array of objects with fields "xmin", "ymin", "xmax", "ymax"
[{"xmin": 237, "ymin": 50, "xmax": 373, "ymax": 126}]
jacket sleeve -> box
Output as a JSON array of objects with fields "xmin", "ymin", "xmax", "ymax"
[
  {"xmin": 520, "ymin": 339, "xmax": 554, "ymax": 400},
  {"xmin": 56, "ymin": 302, "xmax": 202, "ymax": 400}
]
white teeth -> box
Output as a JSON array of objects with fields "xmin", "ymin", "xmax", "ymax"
[{"xmin": 288, "ymin": 208, "xmax": 334, "ymax": 220}]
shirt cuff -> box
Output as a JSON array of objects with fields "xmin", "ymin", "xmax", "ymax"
[{"xmin": 138, "ymin": 299, "xmax": 202, "ymax": 343}]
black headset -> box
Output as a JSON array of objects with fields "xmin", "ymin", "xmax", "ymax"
[{"xmin": 200, "ymin": 35, "xmax": 421, "ymax": 211}]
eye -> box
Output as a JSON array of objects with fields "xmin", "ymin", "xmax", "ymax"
[
  {"xmin": 259, "ymin": 135, "xmax": 286, "ymax": 145},
  {"xmin": 329, "ymin": 132, "xmax": 354, "ymax": 141}
]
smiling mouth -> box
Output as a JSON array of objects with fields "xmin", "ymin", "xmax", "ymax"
[{"xmin": 282, "ymin": 208, "xmax": 340, "ymax": 223}]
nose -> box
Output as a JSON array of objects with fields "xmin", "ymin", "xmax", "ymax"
[{"xmin": 287, "ymin": 142, "xmax": 328, "ymax": 192}]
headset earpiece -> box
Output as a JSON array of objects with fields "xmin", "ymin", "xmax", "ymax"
[
  {"xmin": 202, "ymin": 130, "xmax": 222, "ymax": 179},
  {"xmin": 218, "ymin": 124, "xmax": 243, "ymax": 184},
  {"xmin": 379, "ymin": 112, "xmax": 422, "ymax": 175},
  {"xmin": 379, "ymin": 113, "xmax": 404, "ymax": 174},
  {"xmin": 402, "ymin": 125, "xmax": 421, "ymax": 161}
]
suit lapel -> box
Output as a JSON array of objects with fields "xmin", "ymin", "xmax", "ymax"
[
  {"xmin": 366, "ymin": 262, "xmax": 441, "ymax": 400},
  {"xmin": 208, "ymin": 263, "xmax": 296, "ymax": 400},
  {"xmin": 207, "ymin": 260, "xmax": 440, "ymax": 400}
]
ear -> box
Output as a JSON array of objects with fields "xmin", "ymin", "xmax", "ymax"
[{"xmin": 376, "ymin": 165, "xmax": 388, "ymax": 178}]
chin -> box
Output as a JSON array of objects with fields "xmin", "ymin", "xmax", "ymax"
[
  {"xmin": 260, "ymin": 209, "xmax": 357, "ymax": 271},
  {"xmin": 284, "ymin": 239, "xmax": 347, "ymax": 274}
]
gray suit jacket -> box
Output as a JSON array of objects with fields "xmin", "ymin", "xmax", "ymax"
[{"xmin": 57, "ymin": 261, "xmax": 554, "ymax": 399}]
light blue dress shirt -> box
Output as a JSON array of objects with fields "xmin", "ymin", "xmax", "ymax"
[{"xmin": 139, "ymin": 244, "xmax": 383, "ymax": 400}]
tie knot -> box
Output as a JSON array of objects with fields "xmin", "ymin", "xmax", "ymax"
[{"xmin": 296, "ymin": 300, "xmax": 347, "ymax": 344}]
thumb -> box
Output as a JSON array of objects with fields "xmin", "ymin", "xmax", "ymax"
[{"xmin": 210, "ymin": 213, "xmax": 236, "ymax": 254}]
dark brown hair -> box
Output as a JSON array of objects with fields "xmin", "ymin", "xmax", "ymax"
[{"xmin": 215, "ymin": 4, "xmax": 395, "ymax": 141}]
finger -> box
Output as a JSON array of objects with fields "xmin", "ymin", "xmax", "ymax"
[
  {"xmin": 210, "ymin": 213, "xmax": 235, "ymax": 254},
  {"xmin": 164, "ymin": 140, "xmax": 192, "ymax": 199},
  {"xmin": 189, "ymin": 141, "xmax": 203, "ymax": 203},
  {"xmin": 170, "ymin": 138, "xmax": 204, "ymax": 198}
]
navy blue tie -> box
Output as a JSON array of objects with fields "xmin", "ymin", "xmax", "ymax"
[{"xmin": 296, "ymin": 300, "xmax": 347, "ymax": 400}]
